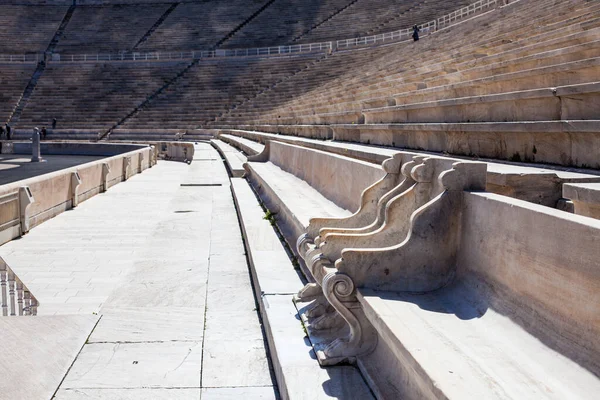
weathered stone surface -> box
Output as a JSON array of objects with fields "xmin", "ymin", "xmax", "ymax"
[
  {"xmin": 0, "ymin": 315, "xmax": 99, "ymax": 400},
  {"xmin": 61, "ymin": 342, "xmax": 203, "ymax": 389},
  {"xmin": 563, "ymin": 182, "xmax": 600, "ymax": 219},
  {"xmin": 263, "ymin": 295, "xmax": 375, "ymax": 400},
  {"xmin": 202, "ymin": 387, "xmax": 276, "ymax": 400},
  {"xmin": 231, "ymin": 176, "xmax": 374, "ymax": 399},
  {"xmin": 89, "ymin": 307, "xmax": 204, "ymax": 343},
  {"xmin": 54, "ymin": 388, "xmax": 201, "ymax": 399}
]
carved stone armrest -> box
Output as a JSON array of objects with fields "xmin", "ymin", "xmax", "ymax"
[
  {"xmin": 306, "ymin": 154, "xmax": 406, "ymax": 238},
  {"xmin": 336, "ymin": 191, "xmax": 463, "ymax": 293},
  {"xmin": 313, "ymin": 155, "xmax": 425, "ymax": 239}
]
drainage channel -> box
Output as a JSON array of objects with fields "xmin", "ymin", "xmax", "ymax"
[{"xmin": 180, "ymin": 183, "xmax": 223, "ymax": 187}]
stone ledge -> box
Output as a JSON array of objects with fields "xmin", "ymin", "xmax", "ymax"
[
  {"xmin": 563, "ymin": 182, "xmax": 600, "ymax": 219},
  {"xmin": 230, "ymin": 178, "xmax": 373, "ymax": 400},
  {"xmin": 210, "ymin": 139, "xmax": 246, "ymax": 177}
]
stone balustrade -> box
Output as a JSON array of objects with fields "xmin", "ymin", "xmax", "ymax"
[
  {"xmin": 0, "ymin": 143, "xmax": 155, "ymax": 246},
  {"xmin": 0, "ymin": 258, "xmax": 38, "ymax": 316}
]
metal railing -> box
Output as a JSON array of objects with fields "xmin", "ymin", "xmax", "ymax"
[
  {"xmin": 0, "ymin": 0, "xmax": 513, "ymax": 64},
  {"xmin": 0, "ymin": 54, "xmax": 42, "ymax": 63},
  {"xmin": 50, "ymin": 42, "xmax": 335, "ymax": 63}
]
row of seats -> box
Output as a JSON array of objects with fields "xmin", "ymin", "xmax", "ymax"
[
  {"xmin": 12, "ymin": 54, "xmax": 323, "ymax": 131},
  {"xmin": 219, "ymin": 0, "xmax": 600, "ymax": 122},
  {"xmin": 0, "ymin": 5, "xmax": 67, "ymax": 53},
  {"xmin": 0, "ymin": 64, "xmax": 37, "ymax": 123},
  {"xmin": 120, "ymin": 54, "xmax": 322, "ymax": 130},
  {"xmin": 218, "ymin": 133, "xmax": 600, "ymax": 399},
  {"xmin": 55, "ymin": 4, "xmax": 170, "ymax": 54},
  {"xmin": 17, "ymin": 61, "xmax": 188, "ymax": 130},
  {"xmin": 137, "ymin": 0, "xmax": 268, "ymax": 51},
  {"xmin": 294, "ymin": 0, "xmax": 472, "ymax": 43},
  {"xmin": 220, "ymin": 0, "xmax": 356, "ymax": 48},
  {"xmin": 0, "ymin": 0, "xmax": 473, "ymax": 55},
  {"xmin": 210, "ymin": 0, "xmax": 600, "ymax": 168}
]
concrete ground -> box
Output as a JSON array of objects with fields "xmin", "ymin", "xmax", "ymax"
[
  {"xmin": 0, "ymin": 154, "xmax": 105, "ymax": 185},
  {"xmin": 0, "ymin": 144, "xmax": 278, "ymax": 399}
]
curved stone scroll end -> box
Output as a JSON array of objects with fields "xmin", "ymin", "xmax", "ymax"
[
  {"xmin": 316, "ymin": 272, "xmax": 377, "ymax": 366},
  {"xmin": 296, "ymin": 233, "xmax": 313, "ymax": 260},
  {"xmin": 440, "ymin": 161, "xmax": 487, "ymax": 191},
  {"xmin": 247, "ymin": 140, "xmax": 271, "ymax": 162},
  {"xmin": 411, "ymin": 156, "xmax": 436, "ymax": 183},
  {"xmin": 382, "ymin": 155, "xmax": 402, "ymax": 174}
]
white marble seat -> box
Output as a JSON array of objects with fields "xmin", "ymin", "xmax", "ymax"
[
  {"xmin": 219, "ymin": 134, "xmax": 264, "ymax": 156},
  {"xmin": 359, "ymin": 280, "xmax": 600, "ymax": 400},
  {"xmin": 351, "ymin": 192, "xmax": 600, "ymax": 398},
  {"xmin": 245, "ymin": 160, "xmax": 351, "ymax": 244}
]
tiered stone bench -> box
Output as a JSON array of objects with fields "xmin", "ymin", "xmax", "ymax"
[
  {"xmin": 243, "ymin": 141, "xmax": 384, "ymax": 273},
  {"xmin": 362, "ymin": 82, "xmax": 600, "ymax": 124},
  {"xmin": 17, "ymin": 62, "xmax": 189, "ymax": 131},
  {"xmin": 210, "ymin": 139, "xmax": 246, "ymax": 177},
  {"xmin": 0, "ymin": 5, "xmax": 68, "ymax": 53},
  {"xmin": 563, "ymin": 182, "xmax": 600, "ymax": 219},
  {"xmin": 220, "ymin": 134, "xmax": 264, "ymax": 157},
  {"xmin": 54, "ymin": 4, "xmax": 171, "ymax": 54},
  {"xmin": 230, "ymin": 177, "xmax": 375, "ymax": 399},
  {"xmin": 242, "ymin": 138, "xmax": 600, "ymax": 398},
  {"xmin": 138, "ymin": 0, "xmax": 273, "ymax": 51},
  {"xmin": 219, "ymin": 128, "xmax": 600, "ymax": 207}
]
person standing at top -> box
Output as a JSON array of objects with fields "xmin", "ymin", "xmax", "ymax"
[
  {"xmin": 52, "ymin": 118, "xmax": 57, "ymax": 129},
  {"xmin": 412, "ymin": 25, "xmax": 420, "ymax": 41}
]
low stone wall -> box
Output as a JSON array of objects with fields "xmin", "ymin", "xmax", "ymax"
[
  {"xmin": 0, "ymin": 144, "xmax": 154, "ymax": 246},
  {"xmin": 7, "ymin": 141, "xmax": 147, "ymax": 157},
  {"xmin": 332, "ymin": 121, "xmax": 600, "ymax": 169},
  {"xmin": 107, "ymin": 141, "xmax": 194, "ymax": 163},
  {"xmin": 263, "ymin": 141, "xmax": 384, "ymax": 212}
]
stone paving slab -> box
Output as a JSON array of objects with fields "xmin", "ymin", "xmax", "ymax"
[
  {"xmin": 61, "ymin": 342, "xmax": 203, "ymax": 389},
  {"xmin": 0, "ymin": 315, "xmax": 99, "ymax": 400},
  {"xmin": 54, "ymin": 388, "xmax": 201, "ymax": 399},
  {"xmin": 200, "ymin": 174, "xmax": 275, "ymax": 392},
  {"xmin": 43, "ymin": 144, "xmax": 278, "ymax": 398},
  {"xmin": 0, "ymin": 160, "xmax": 197, "ymax": 316},
  {"xmin": 202, "ymin": 387, "xmax": 277, "ymax": 399},
  {"xmin": 89, "ymin": 307, "xmax": 204, "ymax": 343}
]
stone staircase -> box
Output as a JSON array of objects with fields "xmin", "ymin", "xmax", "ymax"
[
  {"xmin": 132, "ymin": 2, "xmax": 180, "ymax": 50},
  {"xmin": 7, "ymin": 4, "xmax": 76, "ymax": 126},
  {"xmin": 214, "ymin": 0, "xmax": 278, "ymax": 49},
  {"xmin": 291, "ymin": 0, "xmax": 362, "ymax": 42},
  {"xmin": 210, "ymin": 53, "xmax": 331, "ymax": 126}
]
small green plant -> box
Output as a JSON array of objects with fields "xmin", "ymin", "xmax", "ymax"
[
  {"xmin": 291, "ymin": 256, "xmax": 300, "ymax": 270},
  {"xmin": 301, "ymin": 321, "xmax": 308, "ymax": 337},
  {"xmin": 263, "ymin": 209, "xmax": 277, "ymax": 226}
]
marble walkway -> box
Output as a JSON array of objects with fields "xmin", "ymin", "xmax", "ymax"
[{"xmin": 0, "ymin": 144, "xmax": 277, "ymax": 399}]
